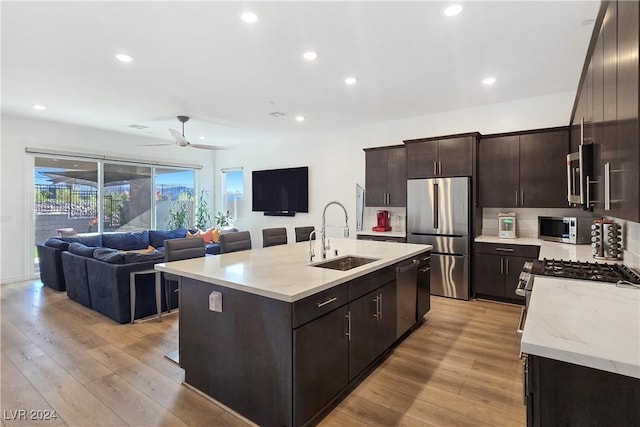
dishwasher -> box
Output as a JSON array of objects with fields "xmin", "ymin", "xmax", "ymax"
[{"xmin": 396, "ymin": 259, "xmax": 419, "ymax": 338}]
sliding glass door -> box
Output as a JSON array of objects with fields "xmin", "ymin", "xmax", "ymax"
[{"xmin": 33, "ymin": 156, "xmax": 197, "ymax": 275}]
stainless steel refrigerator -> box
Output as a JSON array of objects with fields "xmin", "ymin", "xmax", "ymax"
[{"xmin": 407, "ymin": 177, "xmax": 470, "ymax": 300}]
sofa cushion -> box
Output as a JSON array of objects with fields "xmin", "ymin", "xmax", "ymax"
[
  {"xmin": 102, "ymin": 231, "xmax": 150, "ymax": 250},
  {"xmin": 68, "ymin": 242, "xmax": 96, "ymax": 258},
  {"xmin": 60, "ymin": 234, "xmax": 103, "ymax": 247},
  {"xmin": 149, "ymin": 228, "xmax": 187, "ymax": 249},
  {"xmin": 123, "ymin": 251, "xmax": 164, "ymax": 264},
  {"xmin": 44, "ymin": 238, "xmax": 70, "ymax": 251},
  {"xmin": 93, "ymin": 247, "xmax": 125, "ymax": 264}
]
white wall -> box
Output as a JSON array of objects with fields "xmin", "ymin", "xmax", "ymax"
[
  {"xmin": 0, "ymin": 113, "xmax": 215, "ymax": 283},
  {"xmin": 214, "ymin": 91, "xmax": 577, "ymax": 248}
]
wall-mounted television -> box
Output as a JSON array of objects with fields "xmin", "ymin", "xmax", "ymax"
[{"xmin": 252, "ymin": 166, "xmax": 309, "ymax": 216}]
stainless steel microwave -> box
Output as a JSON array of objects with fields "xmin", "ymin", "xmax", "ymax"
[{"xmin": 538, "ymin": 216, "xmax": 591, "ymax": 244}]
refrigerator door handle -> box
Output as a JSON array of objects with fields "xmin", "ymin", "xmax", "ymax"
[{"xmin": 433, "ymin": 182, "xmax": 439, "ymax": 230}]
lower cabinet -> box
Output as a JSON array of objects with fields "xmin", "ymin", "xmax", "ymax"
[
  {"xmin": 293, "ymin": 305, "xmax": 349, "ymax": 427},
  {"xmin": 348, "ymin": 281, "xmax": 397, "ymax": 381},
  {"xmin": 474, "ymin": 243, "xmax": 540, "ymax": 303},
  {"xmin": 525, "ymin": 354, "xmax": 640, "ymax": 426}
]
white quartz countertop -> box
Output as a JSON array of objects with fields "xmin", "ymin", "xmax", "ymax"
[
  {"xmin": 475, "ymin": 235, "xmax": 599, "ymax": 263},
  {"xmin": 155, "ymin": 238, "xmax": 431, "ymax": 302},
  {"xmin": 357, "ymin": 230, "xmax": 406, "ymax": 238},
  {"xmin": 521, "ymin": 276, "xmax": 640, "ymax": 379}
]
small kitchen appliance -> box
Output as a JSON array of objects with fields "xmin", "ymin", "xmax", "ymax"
[
  {"xmin": 498, "ymin": 212, "xmax": 517, "ymax": 238},
  {"xmin": 538, "ymin": 216, "xmax": 591, "ymax": 244},
  {"xmin": 591, "ymin": 219, "xmax": 623, "ymax": 260},
  {"xmin": 372, "ymin": 210, "xmax": 392, "ymax": 231}
]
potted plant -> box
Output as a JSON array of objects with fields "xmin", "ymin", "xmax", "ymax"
[
  {"xmin": 166, "ymin": 191, "xmax": 193, "ymax": 230},
  {"xmin": 214, "ymin": 210, "xmax": 233, "ymax": 229},
  {"xmin": 195, "ymin": 190, "xmax": 212, "ymax": 230}
]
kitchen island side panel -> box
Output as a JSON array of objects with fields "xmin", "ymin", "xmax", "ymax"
[{"xmin": 179, "ymin": 277, "xmax": 293, "ymax": 427}]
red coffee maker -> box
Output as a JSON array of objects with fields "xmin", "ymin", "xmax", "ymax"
[{"xmin": 372, "ymin": 210, "xmax": 392, "ymax": 231}]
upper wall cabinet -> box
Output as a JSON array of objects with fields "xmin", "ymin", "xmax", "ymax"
[
  {"xmin": 404, "ymin": 133, "xmax": 478, "ymax": 179},
  {"xmin": 478, "ymin": 128, "xmax": 570, "ymax": 208},
  {"xmin": 570, "ymin": 1, "xmax": 639, "ymax": 222},
  {"xmin": 364, "ymin": 146, "xmax": 406, "ymax": 207}
]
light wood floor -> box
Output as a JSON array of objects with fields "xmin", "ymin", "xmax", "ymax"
[{"xmin": 1, "ymin": 280, "xmax": 525, "ymax": 426}]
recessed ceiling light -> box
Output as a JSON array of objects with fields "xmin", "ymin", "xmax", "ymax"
[
  {"xmin": 483, "ymin": 77, "xmax": 497, "ymax": 85},
  {"xmin": 345, "ymin": 77, "xmax": 357, "ymax": 85},
  {"xmin": 296, "ymin": 116, "xmax": 305, "ymax": 122},
  {"xmin": 199, "ymin": 136, "xmax": 206, "ymax": 140},
  {"xmin": 444, "ymin": 4, "xmax": 463, "ymax": 17},
  {"xmin": 115, "ymin": 54, "xmax": 133, "ymax": 63},
  {"xmin": 303, "ymin": 51, "xmax": 317, "ymax": 61},
  {"xmin": 241, "ymin": 12, "xmax": 258, "ymax": 23},
  {"xmin": 32, "ymin": 104, "xmax": 47, "ymax": 111}
]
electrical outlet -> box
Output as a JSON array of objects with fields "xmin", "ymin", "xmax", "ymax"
[{"xmin": 209, "ymin": 291, "xmax": 222, "ymax": 312}]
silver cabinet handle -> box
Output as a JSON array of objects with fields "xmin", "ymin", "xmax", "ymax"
[
  {"xmin": 521, "ymin": 191, "xmax": 524, "ymax": 207},
  {"xmin": 605, "ymin": 162, "xmax": 611, "ymax": 210},
  {"xmin": 433, "ymin": 161, "xmax": 437, "ymax": 176},
  {"xmin": 345, "ymin": 312, "xmax": 351, "ymax": 341},
  {"xmin": 496, "ymin": 248, "xmax": 514, "ymax": 252},
  {"xmin": 500, "ymin": 258, "xmax": 504, "ymax": 274},
  {"xmin": 379, "ymin": 293, "xmax": 383, "ymax": 320},
  {"xmin": 373, "ymin": 296, "xmax": 379, "ymax": 319},
  {"xmin": 515, "ymin": 190, "xmax": 519, "ymax": 206},
  {"xmin": 439, "ymin": 161, "xmax": 442, "ymax": 175},
  {"xmin": 516, "ymin": 307, "xmax": 526, "ymax": 336},
  {"xmin": 522, "ymin": 355, "xmax": 528, "ymax": 406},
  {"xmin": 316, "ymin": 297, "xmax": 337, "ymax": 308},
  {"xmin": 579, "ymin": 143, "xmax": 585, "ymax": 204},
  {"xmin": 506, "ymin": 258, "xmax": 509, "ymax": 275}
]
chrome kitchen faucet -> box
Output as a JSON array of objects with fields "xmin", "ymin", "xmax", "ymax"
[{"xmin": 321, "ymin": 201, "xmax": 350, "ymax": 259}]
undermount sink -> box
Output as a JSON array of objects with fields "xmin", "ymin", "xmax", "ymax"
[{"xmin": 311, "ymin": 255, "xmax": 378, "ymax": 271}]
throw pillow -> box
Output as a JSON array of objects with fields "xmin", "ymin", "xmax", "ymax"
[
  {"xmin": 68, "ymin": 242, "xmax": 97, "ymax": 258},
  {"xmin": 149, "ymin": 228, "xmax": 188, "ymax": 249},
  {"xmin": 186, "ymin": 229, "xmax": 201, "ymax": 239},
  {"xmin": 211, "ymin": 228, "xmax": 220, "ymax": 243},
  {"xmin": 93, "ymin": 247, "xmax": 125, "ymax": 264},
  {"xmin": 44, "ymin": 238, "xmax": 70, "ymax": 251},
  {"xmin": 102, "ymin": 231, "xmax": 150, "ymax": 251},
  {"xmin": 199, "ymin": 227, "xmax": 215, "ymax": 244}
]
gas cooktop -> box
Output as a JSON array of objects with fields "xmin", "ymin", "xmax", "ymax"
[{"xmin": 529, "ymin": 259, "xmax": 640, "ymax": 284}]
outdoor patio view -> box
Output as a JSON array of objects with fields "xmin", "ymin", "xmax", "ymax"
[{"xmin": 34, "ymin": 157, "xmax": 196, "ymax": 272}]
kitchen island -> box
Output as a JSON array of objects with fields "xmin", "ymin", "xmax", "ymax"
[{"xmin": 155, "ymin": 238, "xmax": 431, "ymax": 427}]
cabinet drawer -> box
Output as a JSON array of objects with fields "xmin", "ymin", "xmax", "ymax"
[
  {"xmin": 292, "ymin": 284, "xmax": 348, "ymax": 328},
  {"xmin": 348, "ymin": 265, "xmax": 396, "ymax": 301},
  {"xmin": 475, "ymin": 242, "xmax": 540, "ymax": 258},
  {"xmin": 357, "ymin": 235, "xmax": 407, "ymax": 243}
]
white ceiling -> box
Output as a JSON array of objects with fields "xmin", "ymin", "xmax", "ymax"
[{"xmin": 2, "ymin": 1, "xmax": 600, "ymax": 146}]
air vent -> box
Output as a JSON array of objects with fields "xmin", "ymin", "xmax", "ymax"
[
  {"xmin": 128, "ymin": 124, "xmax": 149, "ymax": 130},
  {"xmin": 268, "ymin": 111, "xmax": 286, "ymax": 117}
]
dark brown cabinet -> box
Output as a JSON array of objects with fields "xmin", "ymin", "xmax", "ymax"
[
  {"xmin": 478, "ymin": 129, "xmax": 569, "ymax": 208},
  {"xmin": 404, "ymin": 134, "xmax": 477, "ymax": 179},
  {"xmin": 525, "ymin": 354, "xmax": 640, "ymax": 427},
  {"xmin": 570, "ymin": 0, "xmax": 640, "ymax": 222},
  {"xmin": 348, "ymin": 281, "xmax": 396, "ymax": 381},
  {"xmin": 364, "ymin": 146, "xmax": 406, "ymax": 207},
  {"xmin": 293, "ymin": 305, "xmax": 349, "ymax": 427},
  {"xmin": 474, "ymin": 242, "xmax": 540, "ymax": 303}
]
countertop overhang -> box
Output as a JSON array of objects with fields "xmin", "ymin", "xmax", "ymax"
[
  {"xmin": 521, "ymin": 276, "xmax": 640, "ymax": 379},
  {"xmin": 155, "ymin": 238, "xmax": 431, "ymax": 302}
]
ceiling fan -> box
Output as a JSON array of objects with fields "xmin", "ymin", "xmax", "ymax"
[{"xmin": 142, "ymin": 116, "xmax": 230, "ymax": 150}]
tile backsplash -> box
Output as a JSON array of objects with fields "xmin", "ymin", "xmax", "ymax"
[{"xmin": 482, "ymin": 208, "xmax": 640, "ymax": 270}]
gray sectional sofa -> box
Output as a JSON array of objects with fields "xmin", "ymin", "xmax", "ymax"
[{"xmin": 36, "ymin": 228, "xmax": 234, "ymax": 323}]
